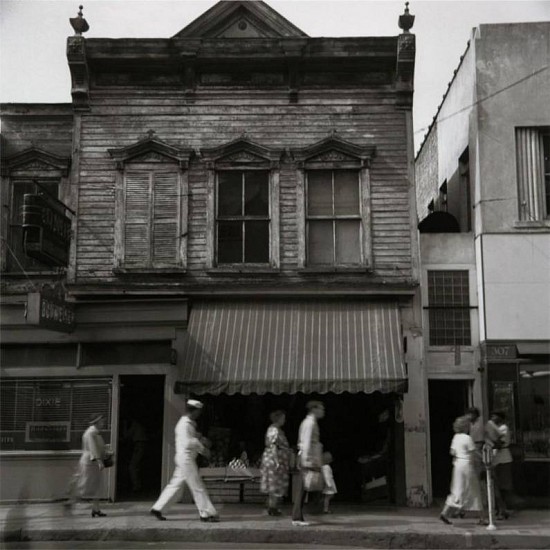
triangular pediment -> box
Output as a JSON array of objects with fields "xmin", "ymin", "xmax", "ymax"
[
  {"xmin": 294, "ymin": 135, "xmax": 376, "ymax": 166},
  {"xmin": 174, "ymin": 1, "xmax": 307, "ymax": 39},
  {"xmin": 108, "ymin": 134, "xmax": 192, "ymax": 170},
  {"xmin": 1, "ymin": 147, "xmax": 71, "ymax": 176},
  {"xmin": 201, "ymin": 137, "xmax": 282, "ymax": 165}
]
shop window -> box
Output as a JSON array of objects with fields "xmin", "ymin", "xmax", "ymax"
[
  {"xmin": 519, "ymin": 368, "xmax": 550, "ymax": 459},
  {"xmin": 0, "ymin": 378, "xmax": 112, "ymax": 451},
  {"xmin": 216, "ymin": 170, "xmax": 270, "ymax": 264},
  {"xmin": 516, "ymin": 127, "xmax": 550, "ymax": 221},
  {"xmin": 427, "ymin": 270, "xmax": 471, "ymax": 346},
  {"xmin": 6, "ymin": 180, "xmax": 60, "ymax": 273},
  {"xmin": 306, "ymin": 170, "xmax": 362, "ymax": 266}
]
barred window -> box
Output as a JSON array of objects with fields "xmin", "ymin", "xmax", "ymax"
[{"xmin": 428, "ymin": 270, "xmax": 471, "ymax": 346}]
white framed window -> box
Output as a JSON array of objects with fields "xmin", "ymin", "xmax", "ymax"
[{"xmin": 516, "ymin": 127, "xmax": 550, "ymax": 221}]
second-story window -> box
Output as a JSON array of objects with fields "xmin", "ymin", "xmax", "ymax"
[
  {"xmin": 216, "ymin": 171, "xmax": 270, "ymax": 264},
  {"xmin": 306, "ymin": 170, "xmax": 361, "ymax": 266},
  {"xmin": 427, "ymin": 270, "xmax": 471, "ymax": 346},
  {"xmin": 123, "ymin": 168, "xmax": 180, "ymax": 267}
]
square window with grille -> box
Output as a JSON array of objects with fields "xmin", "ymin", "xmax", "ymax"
[
  {"xmin": 216, "ymin": 171, "xmax": 270, "ymax": 264},
  {"xmin": 427, "ymin": 270, "xmax": 471, "ymax": 346},
  {"xmin": 306, "ymin": 170, "xmax": 362, "ymax": 266}
]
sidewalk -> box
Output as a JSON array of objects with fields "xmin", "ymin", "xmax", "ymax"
[{"xmin": 1, "ymin": 501, "xmax": 549, "ymax": 549}]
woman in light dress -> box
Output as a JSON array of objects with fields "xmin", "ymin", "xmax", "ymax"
[
  {"xmin": 260, "ymin": 410, "xmax": 290, "ymax": 516},
  {"xmin": 440, "ymin": 415, "xmax": 486, "ymax": 525},
  {"xmin": 66, "ymin": 413, "xmax": 108, "ymax": 517}
]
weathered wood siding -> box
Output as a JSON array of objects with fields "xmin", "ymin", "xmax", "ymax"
[{"xmin": 75, "ymin": 86, "xmax": 412, "ymax": 286}]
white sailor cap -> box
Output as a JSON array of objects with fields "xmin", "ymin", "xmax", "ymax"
[{"xmin": 186, "ymin": 399, "xmax": 204, "ymax": 410}]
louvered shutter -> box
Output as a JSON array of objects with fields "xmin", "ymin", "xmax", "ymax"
[
  {"xmin": 153, "ymin": 171, "xmax": 179, "ymax": 266},
  {"xmin": 124, "ymin": 171, "xmax": 151, "ymax": 265}
]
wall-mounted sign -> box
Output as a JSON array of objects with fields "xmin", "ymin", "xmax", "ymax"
[
  {"xmin": 27, "ymin": 291, "xmax": 75, "ymax": 333},
  {"xmin": 25, "ymin": 421, "xmax": 71, "ymax": 443},
  {"xmin": 22, "ymin": 193, "xmax": 71, "ymax": 266},
  {"xmin": 484, "ymin": 343, "xmax": 517, "ymax": 361}
]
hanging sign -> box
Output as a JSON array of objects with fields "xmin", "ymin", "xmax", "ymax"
[
  {"xmin": 26, "ymin": 291, "xmax": 75, "ymax": 333},
  {"xmin": 22, "ymin": 193, "xmax": 71, "ymax": 266}
]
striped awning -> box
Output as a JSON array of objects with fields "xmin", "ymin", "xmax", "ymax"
[{"xmin": 177, "ymin": 301, "xmax": 407, "ymax": 395}]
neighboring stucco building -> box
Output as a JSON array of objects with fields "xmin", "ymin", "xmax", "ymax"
[{"xmin": 416, "ymin": 22, "xmax": 550, "ymax": 500}]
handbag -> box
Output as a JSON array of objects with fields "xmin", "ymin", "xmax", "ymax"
[
  {"xmin": 103, "ymin": 452, "xmax": 114, "ymax": 468},
  {"xmin": 302, "ymin": 469, "xmax": 324, "ymax": 492}
]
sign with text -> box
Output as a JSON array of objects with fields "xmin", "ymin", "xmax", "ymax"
[
  {"xmin": 27, "ymin": 291, "xmax": 75, "ymax": 333},
  {"xmin": 485, "ymin": 343, "xmax": 517, "ymax": 361},
  {"xmin": 25, "ymin": 421, "xmax": 71, "ymax": 443},
  {"xmin": 22, "ymin": 193, "xmax": 71, "ymax": 266}
]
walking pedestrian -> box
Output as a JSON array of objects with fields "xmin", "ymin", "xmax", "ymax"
[
  {"xmin": 260, "ymin": 410, "xmax": 290, "ymax": 516},
  {"xmin": 292, "ymin": 400, "xmax": 325, "ymax": 527},
  {"xmin": 466, "ymin": 407, "xmax": 488, "ymax": 514},
  {"xmin": 150, "ymin": 399, "xmax": 219, "ymax": 522},
  {"xmin": 66, "ymin": 413, "xmax": 108, "ymax": 517},
  {"xmin": 321, "ymin": 451, "xmax": 337, "ymax": 513},
  {"xmin": 439, "ymin": 415, "xmax": 486, "ymax": 525},
  {"xmin": 490, "ymin": 411, "xmax": 514, "ymax": 520}
]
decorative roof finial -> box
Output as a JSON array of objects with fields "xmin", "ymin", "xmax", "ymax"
[
  {"xmin": 398, "ymin": 2, "xmax": 415, "ymax": 33},
  {"xmin": 70, "ymin": 5, "xmax": 90, "ymax": 36},
  {"xmin": 146, "ymin": 129, "xmax": 156, "ymax": 139}
]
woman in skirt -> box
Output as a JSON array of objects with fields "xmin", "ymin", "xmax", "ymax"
[
  {"xmin": 67, "ymin": 413, "xmax": 108, "ymax": 517},
  {"xmin": 260, "ymin": 410, "xmax": 290, "ymax": 516},
  {"xmin": 440, "ymin": 415, "xmax": 486, "ymax": 525}
]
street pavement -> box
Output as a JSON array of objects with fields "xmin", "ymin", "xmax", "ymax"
[{"xmin": 1, "ymin": 501, "xmax": 549, "ymax": 549}]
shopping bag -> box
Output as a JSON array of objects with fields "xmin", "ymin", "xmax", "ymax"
[{"xmin": 303, "ymin": 469, "xmax": 323, "ymax": 492}]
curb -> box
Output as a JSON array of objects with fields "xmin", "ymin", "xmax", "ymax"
[{"xmin": 2, "ymin": 526, "xmax": 550, "ymax": 549}]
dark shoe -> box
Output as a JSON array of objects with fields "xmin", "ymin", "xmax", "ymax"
[
  {"xmin": 200, "ymin": 515, "xmax": 220, "ymax": 523},
  {"xmin": 458, "ymin": 511, "xmax": 465, "ymax": 518},
  {"xmin": 268, "ymin": 508, "xmax": 282, "ymax": 516},
  {"xmin": 478, "ymin": 519, "xmax": 489, "ymax": 525},
  {"xmin": 150, "ymin": 509, "xmax": 166, "ymax": 521},
  {"xmin": 91, "ymin": 510, "xmax": 107, "ymax": 518},
  {"xmin": 439, "ymin": 514, "xmax": 452, "ymax": 525},
  {"xmin": 323, "ymin": 509, "xmax": 332, "ymax": 514}
]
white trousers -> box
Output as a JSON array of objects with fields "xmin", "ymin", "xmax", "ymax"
[{"xmin": 153, "ymin": 459, "xmax": 217, "ymax": 518}]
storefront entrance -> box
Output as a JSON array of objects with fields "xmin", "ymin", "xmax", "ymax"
[
  {"xmin": 428, "ymin": 380, "xmax": 469, "ymax": 497},
  {"xmin": 194, "ymin": 392, "xmax": 401, "ymax": 504},
  {"xmin": 116, "ymin": 375, "xmax": 164, "ymax": 500}
]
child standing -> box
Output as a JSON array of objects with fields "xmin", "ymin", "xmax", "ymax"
[{"xmin": 321, "ymin": 451, "xmax": 337, "ymax": 513}]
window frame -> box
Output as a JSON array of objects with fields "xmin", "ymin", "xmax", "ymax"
[
  {"xmin": 109, "ymin": 138, "xmax": 192, "ymax": 273},
  {"xmin": 305, "ymin": 169, "xmax": 363, "ymax": 267},
  {"xmin": 202, "ymin": 138, "xmax": 282, "ymax": 272},
  {"xmin": 215, "ymin": 168, "xmax": 272, "ymax": 266},
  {"xmin": 426, "ymin": 269, "xmax": 472, "ymax": 347},
  {"xmin": 1, "ymin": 148, "xmax": 71, "ymax": 274},
  {"xmin": 294, "ymin": 136, "xmax": 375, "ymax": 271}
]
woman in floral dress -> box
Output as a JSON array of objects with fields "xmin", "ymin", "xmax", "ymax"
[{"xmin": 260, "ymin": 410, "xmax": 290, "ymax": 516}]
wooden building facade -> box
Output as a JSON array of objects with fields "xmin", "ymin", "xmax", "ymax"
[{"xmin": 1, "ymin": 1, "xmax": 430, "ymax": 506}]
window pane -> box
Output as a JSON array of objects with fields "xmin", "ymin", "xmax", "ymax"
[
  {"xmin": 334, "ymin": 171, "xmax": 360, "ymax": 215},
  {"xmin": 218, "ymin": 172, "xmax": 242, "ymax": 216},
  {"xmin": 245, "ymin": 172, "xmax": 269, "ymax": 216},
  {"xmin": 308, "ymin": 220, "xmax": 333, "ymax": 265},
  {"xmin": 336, "ymin": 220, "xmax": 361, "ymax": 264},
  {"xmin": 245, "ymin": 221, "xmax": 269, "ymax": 263},
  {"xmin": 307, "ymin": 171, "xmax": 333, "ymax": 216},
  {"xmin": 218, "ymin": 221, "xmax": 242, "ymax": 263},
  {"xmin": 519, "ymin": 370, "xmax": 550, "ymax": 458}
]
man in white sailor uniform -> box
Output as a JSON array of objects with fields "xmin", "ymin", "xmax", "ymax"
[{"xmin": 150, "ymin": 399, "xmax": 219, "ymax": 522}]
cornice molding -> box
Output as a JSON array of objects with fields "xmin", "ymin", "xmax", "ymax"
[{"xmin": 1, "ymin": 147, "xmax": 71, "ymax": 176}]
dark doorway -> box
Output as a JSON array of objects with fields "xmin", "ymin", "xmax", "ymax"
[
  {"xmin": 428, "ymin": 380, "xmax": 470, "ymax": 497},
  {"xmin": 116, "ymin": 375, "xmax": 165, "ymax": 500}
]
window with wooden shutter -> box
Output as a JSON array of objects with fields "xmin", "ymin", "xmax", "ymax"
[{"xmin": 122, "ymin": 169, "xmax": 180, "ymax": 268}]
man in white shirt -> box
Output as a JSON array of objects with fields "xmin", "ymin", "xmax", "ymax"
[
  {"xmin": 292, "ymin": 400, "xmax": 325, "ymax": 526},
  {"xmin": 150, "ymin": 399, "xmax": 219, "ymax": 522}
]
